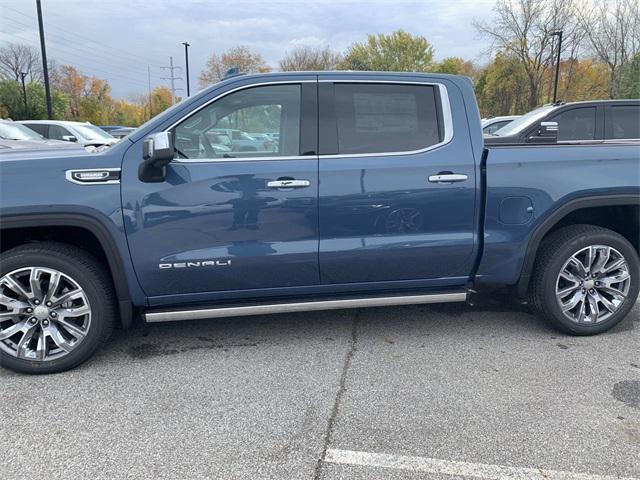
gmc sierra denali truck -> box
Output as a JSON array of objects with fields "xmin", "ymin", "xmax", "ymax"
[{"xmin": 1, "ymin": 72, "xmax": 638, "ymax": 374}]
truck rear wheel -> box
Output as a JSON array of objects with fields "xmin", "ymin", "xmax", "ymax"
[
  {"xmin": 0, "ymin": 242, "xmax": 115, "ymax": 374},
  {"xmin": 530, "ymin": 225, "xmax": 639, "ymax": 335}
]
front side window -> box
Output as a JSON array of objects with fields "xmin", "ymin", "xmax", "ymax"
[
  {"xmin": 607, "ymin": 105, "xmax": 640, "ymax": 140},
  {"xmin": 483, "ymin": 120, "xmax": 510, "ymax": 135},
  {"xmin": 48, "ymin": 125, "xmax": 74, "ymax": 140},
  {"xmin": 550, "ymin": 107, "xmax": 596, "ymax": 141},
  {"xmin": 174, "ymin": 84, "xmax": 301, "ymax": 159},
  {"xmin": 334, "ymin": 83, "xmax": 441, "ymax": 155}
]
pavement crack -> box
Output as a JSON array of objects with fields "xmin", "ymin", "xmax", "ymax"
[{"xmin": 312, "ymin": 310, "xmax": 360, "ymax": 480}]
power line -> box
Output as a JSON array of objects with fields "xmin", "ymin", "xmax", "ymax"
[
  {"xmin": 2, "ymin": 4, "xmax": 162, "ymax": 66},
  {"xmin": 0, "ymin": 30, "xmax": 152, "ymax": 88},
  {"xmin": 2, "ymin": 16, "xmax": 159, "ymax": 78}
]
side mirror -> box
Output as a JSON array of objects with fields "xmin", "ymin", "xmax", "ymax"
[
  {"xmin": 62, "ymin": 135, "xmax": 77, "ymax": 142},
  {"xmin": 527, "ymin": 121, "xmax": 558, "ymax": 144},
  {"xmin": 139, "ymin": 132, "xmax": 174, "ymax": 182}
]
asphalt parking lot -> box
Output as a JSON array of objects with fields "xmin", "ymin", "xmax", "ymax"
[{"xmin": 2, "ymin": 299, "xmax": 639, "ymax": 480}]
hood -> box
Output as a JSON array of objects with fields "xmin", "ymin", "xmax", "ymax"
[{"xmin": 0, "ymin": 138, "xmax": 85, "ymax": 151}]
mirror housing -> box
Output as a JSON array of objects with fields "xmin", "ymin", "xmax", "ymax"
[
  {"xmin": 139, "ymin": 132, "xmax": 174, "ymax": 182},
  {"xmin": 62, "ymin": 135, "xmax": 77, "ymax": 142},
  {"xmin": 527, "ymin": 121, "xmax": 558, "ymax": 144}
]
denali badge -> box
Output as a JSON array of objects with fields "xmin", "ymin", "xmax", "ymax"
[{"xmin": 159, "ymin": 260, "xmax": 231, "ymax": 269}]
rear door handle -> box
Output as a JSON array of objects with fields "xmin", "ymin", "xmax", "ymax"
[
  {"xmin": 267, "ymin": 179, "xmax": 310, "ymax": 188},
  {"xmin": 428, "ymin": 173, "xmax": 468, "ymax": 184}
]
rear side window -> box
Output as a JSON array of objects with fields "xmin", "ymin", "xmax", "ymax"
[
  {"xmin": 607, "ymin": 105, "xmax": 640, "ymax": 139},
  {"xmin": 550, "ymin": 107, "xmax": 596, "ymax": 141},
  {"xmin": 23, "ymin": 123, "xmax": 47, "ymax": 136},
  {"xmin": 334, "ymin": 83, "xmax": 442, "ymax": 155}
]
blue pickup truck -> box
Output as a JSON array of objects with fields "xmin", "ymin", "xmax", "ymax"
[{"xmin": 1, "ymin": 72, "xmax": 638, "ymax": 374}]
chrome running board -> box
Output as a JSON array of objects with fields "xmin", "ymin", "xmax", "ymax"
[{"xmin": 144, "ymin": 291, "xmax": 467, "ymax": 323}]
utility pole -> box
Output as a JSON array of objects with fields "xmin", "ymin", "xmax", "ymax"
[
  {"xmin": 20, "ymin": 72, "xmax": 29, "ymax": 118},
  {"xmin": 160, "ymin": 56, "xmax": 182, "ymax": 104},
  {"xmin": 550, "ymin": 30, "xmax": 563, "ymax": 104},
  {"xmin": 36, "ymin": 0, "xmax": 52, "ymax": 119},
  {"xmin": 148, "ymin": 65, "xmax": 153, "ymax": 120},
  {"xmin": 182, "ymin": 42, "xmax": 191, "ymax": 97}
]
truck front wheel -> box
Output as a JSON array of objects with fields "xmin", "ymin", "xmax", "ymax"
[
  {"xmin": 0, "ymin": 242, "xmax": 115, "ymax": 374},
  {"xmin": 530, "ymin": 225, "xmax": 639, "ymax": 335}
]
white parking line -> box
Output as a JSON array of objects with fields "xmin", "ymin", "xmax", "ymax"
[{"xmin": 325, "ymin": 449, "xmax": 640, "ymax": 480}]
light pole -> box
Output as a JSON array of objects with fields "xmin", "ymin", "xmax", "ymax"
[
  {"xmin": 36, "ymin": 0, "xmax": 52, "ymax": 119},
  {"xmin": 550, "ymin": 30, "xmax": 563, "ymax": 104},
  {"xmin": 20, "ymin": 72, "xmax": 29, "ymax": 118},
  {"xmin": 182, "ymin": 41, "xmax": 191, "ymax": 96}
]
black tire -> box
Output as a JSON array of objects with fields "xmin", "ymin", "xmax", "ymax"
[
  {"xmin": 0, "ymin": 242, "xmax": 115, "ymax": 374},
  {"xmin": 530, "ymin": 224, "xmax": 640, "ymax": 335}
]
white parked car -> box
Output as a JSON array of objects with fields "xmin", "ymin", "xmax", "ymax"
[
  {"xmin": 481, "ymin": 115, "xmax": 520, "ymax": 135},
  {"xmin": 0, "ymin": 119, "xmax": 72, "ymax": 147},
  {"xmin": 18, "ymin": 120, "xmax": 119, "ymax": 147}
]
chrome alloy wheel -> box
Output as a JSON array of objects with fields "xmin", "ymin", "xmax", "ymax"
[
  {"xmin": 555, "ymin": 245, "xmax": 631, "ymax": 324},
  {"xmin": 0, "ymin": 267, "xmax": 91, "ymax": 361}
]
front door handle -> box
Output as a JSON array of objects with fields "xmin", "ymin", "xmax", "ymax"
[
  {"xmin": 428, "ymin": 173, "xmax": 468, "ymax": 184},
  {"xmin": 267, "ymin": 179, "xmax": 310, "ymax": 189}
]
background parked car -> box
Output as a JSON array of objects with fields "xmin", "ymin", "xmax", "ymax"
[
  {"xmin": 98, "ymin": 125, "xmax": 126, "ymax": 133},
  {"xmin": 248, "ymin": 132, "xmax": 277, "ymax": 151},
  {"xmin": 481, "ymin": 115, "xmax": 520, "ymax": 135},
  {"xmin": 211, "ymin": 128, "xmax": 276, "ymax": 152},
  {"xmin": 108, "ymin": 127, "xmax": 136, "ymax": 139},
  {"xmin": 0, "ymin": 119, "xmax": 71, "ymax": 147},
  {"xmin": 19, "ymin": 120, "xmax": 119, "ymax": 147},
  {"xmin": 0, "ymin": 137, "xmax": 84, "ymax": 151},
  {"xmin": 486, "ymin": 100, "xmax": 640, "ymax": 144}
]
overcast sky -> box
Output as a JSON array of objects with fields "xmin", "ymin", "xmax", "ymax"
[{"xmin": 1, "ymin": 0, "xmax": 496, "ymax": 99}]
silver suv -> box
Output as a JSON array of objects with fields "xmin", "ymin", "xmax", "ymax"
[{"xmin": 19, "ymin": 120, "xmax": 119, "ymax": 147}]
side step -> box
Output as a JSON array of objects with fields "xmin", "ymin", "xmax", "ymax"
[{"xmin": 144, "ymin": 291, "xmax": 467, "ymax": 323}]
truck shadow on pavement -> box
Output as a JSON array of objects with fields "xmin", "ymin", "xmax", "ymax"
[{"xmin": 102, "ymin": 296, "xmax": 637, "ymax": 363}]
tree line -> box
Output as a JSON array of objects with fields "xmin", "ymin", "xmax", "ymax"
[{"xmin": 1, "ymin": 0, "xmax": 638, "ymax": 125}]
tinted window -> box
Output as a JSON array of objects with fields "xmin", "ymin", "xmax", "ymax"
[
  {"xmin": 174, "ymin": 84, "xmax": 300, "ymax": 159},
  {"xmin": 334, "ymin": 83, "xmax": 441, "ymax": 154},
  {"xmin": 23, "ymin": 123, "xmax": 47, "ymax": 136},
  {"xmin": 550, "ymin": 107, "xmax": 596, "ymax": 141},
  {"xmin": 607, "ymin": 105, "xmax": 640, "ymax": 139},
  {"xmin": 48, "ymin": 125, "xmax": 73, "ymax": 140}
]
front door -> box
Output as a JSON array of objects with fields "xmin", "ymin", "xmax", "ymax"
[
  {"xmin": 318, "ymin": 77, "xmax": 477, "ymax": 285},
  {"xmin": 122, "ymin": 80, "xmax": 320, "ymax": 300}
]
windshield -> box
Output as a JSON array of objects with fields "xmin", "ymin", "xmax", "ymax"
[
  {"xmin": 0, "ymin": 122, "xmax": 43, "ymax": 141},
  {"xmin": 491, "ymin": 105, "xmax": 557, "ymax": 136},
  {"xmin": 73, "ymin": 124, "xmax": 115, "ymax": 141}
]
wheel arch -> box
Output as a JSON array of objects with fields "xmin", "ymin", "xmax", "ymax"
[
  {"xmin": 0, "ymin": 213, "xmax": 135, "ymax": 327},
  {"xmin": 517, "ymin": 194, "xmax": 640, "ymax": 297}
]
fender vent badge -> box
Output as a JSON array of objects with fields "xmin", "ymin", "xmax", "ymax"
[{"xmin": 66, "ymin": 168, "xmax": 121, "ymax": 185}]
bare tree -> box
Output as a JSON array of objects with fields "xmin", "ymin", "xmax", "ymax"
[
  {"xmin": 576, "ymin": 0, "xmax": 640, "ymax": 98},
  {"xmin": 198, "ymin": 46, "xmax": 270, "ymax": 87},
  {"xmin": 475, "ymin": 0, "xmax": 582, "ymax": 109},
  {"xmin": 0, "ymin": 43, "xmax": 42, "ymax": 82},
  {"xmin": 279, "ymin": 46, "xmax": 342, "ymax": 71}
]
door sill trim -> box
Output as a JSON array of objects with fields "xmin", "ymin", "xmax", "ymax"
[{"xmin": 143, "ymin": 291, "xmax": 467, "ymax": 323}]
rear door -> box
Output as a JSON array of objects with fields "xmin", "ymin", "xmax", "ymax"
[{"xmin": 317, "ymin": 76, "xmax": 477, "ymax": 285}]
